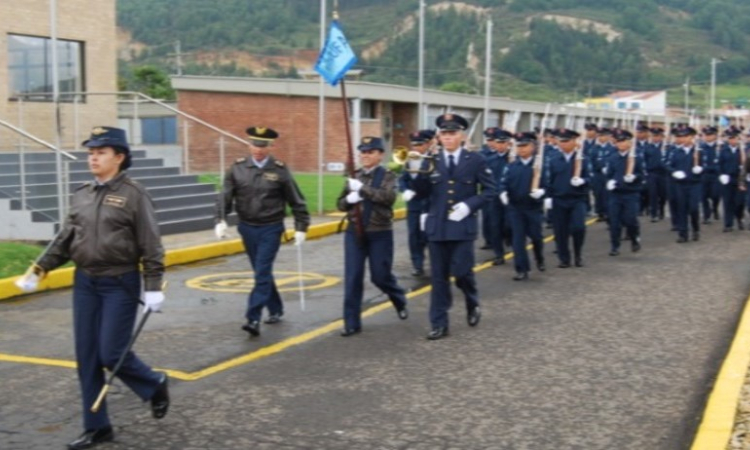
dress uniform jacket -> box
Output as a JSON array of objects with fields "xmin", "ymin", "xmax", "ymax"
[{"xmin": 338, "ymin": 167, "xmax": 398, "ymax": 232}]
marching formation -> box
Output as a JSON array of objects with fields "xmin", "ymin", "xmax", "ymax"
[{"xmin": 10, "ymin": 113, "xmax": 750, "ymax": 448}]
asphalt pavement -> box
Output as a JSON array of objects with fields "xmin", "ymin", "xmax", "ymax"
[{"xmin": 2, "ymin": 216, "xmax": 749, "ymax": 449}]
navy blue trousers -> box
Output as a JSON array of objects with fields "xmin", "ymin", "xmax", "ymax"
[
  {"xmin": 406, "ymin": 209, "xmax": 427, "ymax": 271},
  {"xmin": 427, "ymin": 239, "xmax": 478, "ymax": 329},
  {"xmin": 722, "ymin": 182, "xmax": 745, "ymax": 228},
  {"xmin": 73, "ymin": 270, "xmax": 162, "ymax": 430},
  {"xmin": 647, "ymin": 172, "xmax": 667, "ymax": 219},
  {"xmin": 608, "ymin": 192, "xmax": 640, "ymax": 250},
  {"xmin": 238, "ymin": 221, "xmax": 285, "ymax": 322},
  {"xmin": 551, "ymin": 198, "xmax": 587, "ymax": 264},
  {"xmin": 488, "ymin": 198, "xmax": 509, "ymax": 259},
  {"xmin": 592, "ymin": 173, "xmax": 609, "ymax": 217},
  {"xmin": 507, "ymin": 206, "xmax": 544, "ymax": 273},
  {"xmin": 673, "ymin": 183, "xmax": 701, "ymax": 238},
  {"xmin": 702, "ymin": 176, "xmax": 721, "ymax": 221},
  {"xmin": 481, "ymin": 203, "xmax": 492, "ymax": 246},
  {"xmin": 343, "ymin": 229, "xmax": 407, "ymax": 330}
]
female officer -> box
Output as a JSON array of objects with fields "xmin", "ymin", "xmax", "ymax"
[{"xmin": 16, "ymin": 126, "xmax": 169, "ymax": 449}]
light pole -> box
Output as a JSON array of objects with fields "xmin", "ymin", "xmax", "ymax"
[
  {"xmin": 683, "ymin": 77, "xmax": 689, "ymax": 116},
  {"xmin": 418, "ymin": 0, "xmax": 425, "ymax": 128},
  {"xmin": 710, "ymin": 57, "xmax": 725, "ymax": 124}
]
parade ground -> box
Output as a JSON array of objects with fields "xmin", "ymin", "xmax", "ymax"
[{"xmin": 2, "ymin": 217, "xmax": 749, "ymax": 449}]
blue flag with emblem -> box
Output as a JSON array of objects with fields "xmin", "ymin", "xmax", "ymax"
[
  {"xmin": 719, "ymin": 116, "xmax": 730, "ymax": 128},
  {"xmin": 314, "ymin": 21, "xmax": 357, "ymax": 86}
]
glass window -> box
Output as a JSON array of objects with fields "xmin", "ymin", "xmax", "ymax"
[
  {"xmin": 7, "ymin": 34, "xmax": 84, "ymax": 101},
  {"xmin": 617, "ymin": 101, "xmax": 627, "ymax": 109},
  {"xmin": 141, "ymin": 117, "xmax": 177, "ymax": 144},
  {"xmin": 631, "ymin": 102, "xmax": 641, "ymax": 109}
]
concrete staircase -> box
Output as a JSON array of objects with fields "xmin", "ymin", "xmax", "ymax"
[{"xmin": 0, "ymin": 149, "xmax": 220, "ymax": 240}]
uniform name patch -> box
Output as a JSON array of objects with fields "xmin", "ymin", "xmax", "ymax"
[
  {"xmin": 103, "ymin": 195, "xmax": 127, "ymax": 207},
  {"xmin": 262, "ymin": 173, "xmax": 279, "ymax": 182}
]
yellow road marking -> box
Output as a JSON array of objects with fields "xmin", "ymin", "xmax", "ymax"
[
  {"xmin": 186, "ymin": 271, "xmax": 341, "ymax": 294},
  {"xmin": 0, "ymin": 217, "xmax": 598, "ymax": 381}
]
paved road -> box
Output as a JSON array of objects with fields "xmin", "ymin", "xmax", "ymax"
[{"xmin": 2, "ymin": 218, "xmax": 749, "ymax": 449}]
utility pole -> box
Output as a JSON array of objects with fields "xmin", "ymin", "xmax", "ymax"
[
  {"xmin": 683, "ymin": 76, "xmax": 689, "ymax": 116},
  {"xmin": 169, "ymin": 40, "xmax": 188, "ymax": 76}
]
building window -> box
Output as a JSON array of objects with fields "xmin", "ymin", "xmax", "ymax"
[
  {"xmin": 141, "ymin": 117, "xmax": 177, "ymax": 144},
  {"xmin": 348, "ymin": 99, "xmax": 377, "ymax": 120},
  {"xmin": 7, "ymin": 34, "xmax": 85, "ymax": 101},
  {"xmin": 616, "ymin": 101, "xmax": 627, "ymax": 109},
  {"xmin": 630, "ymin": 102, "xmax": 641, "ymax": 109}
]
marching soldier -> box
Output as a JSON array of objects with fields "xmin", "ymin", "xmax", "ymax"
[
  {"xmin": 582, "ymin": 123, "xmax": 598, "ymax": 215},
  {"xmin": 407, "ymin": 113, "xmax": 496, "ymax": 340},
  {"xmin": 16, "ymin": 127, "xmax": 169, "ymax": 449},
  {"xmin": 479, "ymin": 127, "xmax": 498, "ymax": 249},
  {"xmin": 591, "ymin": 127, "xmax": 615, "ymax": 222},
  {"xmin": 399, "ymin": 129, "xmax": 435, "ymax": 277},
  {"xmin": 338, "ymin": 137, "xmax": 409, "ymax": 336},
  {"xmin": 667, "ymin": 125, "xmax": 704, "ymax": 243},
  {"xmin": 546, "ymin": 128, "xmax": 591, "ymax": 268},
  {"xmin": 486, "ymin": 128, "xmax": 513, "ymax": 265},
  {"xmin": 499, "ymin": 131, "xmax": 546, "ymax": 280},
  {"xmin": 644, "ymin": 127, "xmax": 669, "ymax": 222},
  {"xmin": 215, "ymin": 126, "xmax": 311, "ymax": 337},
  {"xmin": 636, "ymin": 123, "xmax": 651, "ymax": 216},
  {"xmin": 717, "ymin": 128, "xmax": 746, "ymax": 231},
  {"xmin": 699, "ymin": 126, "xmax": 721, "ymax": 223},
  {"xmin": 604, "ymin": 129, "xmax": 646, "ymax": 255}
]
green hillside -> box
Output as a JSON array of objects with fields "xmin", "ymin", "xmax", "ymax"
[{"xmin": 117, "ymin": 0, "xmax": 750, "ymax": 109}]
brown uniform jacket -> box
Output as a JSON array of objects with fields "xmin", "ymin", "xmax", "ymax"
[
  {"xmin": 38, "ymin": 171, "xmax": 165, "ymax": 291},
  {"xmin": 336, "ymin": 166, "xmax": 397, "ymax": 232}
]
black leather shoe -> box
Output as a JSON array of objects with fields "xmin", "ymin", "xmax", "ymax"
[
  {"xmin": 536, "ymin": 260, "xmax": 546, "ymax": 272},
  {"xmin": 340, "ymin": 327, "xmax": 361, "ymax": 337},
  {"xmin": 631, "ymin": 237, "xmax": 641, "ymax": 253},
  {"xmin": 396, "ymin": 305, "xmax": 409, "ymax": 320},
  {"xmin": 723, "ymin": 227, "xmax": 733, "ymax": 232},
  {"xmin": 676, "ymin": 236, "xmax": 688, "ymax": 243},
  {"xmin": 492, "ymin": 257, "xmax": 505, "ymax": 266},
  {"xmin": 264, "ymin": 313, "xmax": 283, "ymax": 324},
  {"xmin": 411, "ymin": 268, "xmax": 425, "ymax": 277},
  {"xmin": 558, "ymin": 262, "xmax": 571, "ymax": 268},
  {"xmin": 670, "ymin": 227, "xmax": 678, "ymax": 232},
  {"xmin": 151, "ymin": 374, "xmax": 169, "ymax": 419},
  {"xmin": 242, "ymin": 320, "xmax": 260, "ymax": 337},
  {"xmin": 702, "ymin": 219, "xmax": 711, "ymax": 225},
  {"xmin": 692, "ymin": 232, "xmax": 700, "ymax": 241},
  {"xmin": 609, "ymin": 249, "xmax": 619, "ymax": 256},
  {"xmin": 467, "ymin": 307, "xmax": 481, "ymax": 327},
  {"xmin": 739, "ymin": 221, "xmax": 745, "ymax": 230},
  {"xmin": 574, "ymin": 258, "xmax": 584, "ymax": 267},
  {"xmin": 67, "ymin": 427, "xmax": 114, "ymax": 450},
  {"xmin": 650, "ymin": 217, "xmax": 659, "ymax": 223},
  {"xmin": 512, "ymin": 272, "xmax": 528, "ymax": 281},
  {"xmin": 426, "ymin": 327, "xmax": 449, "ymax": 340}
]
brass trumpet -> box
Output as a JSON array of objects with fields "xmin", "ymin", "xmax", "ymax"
[{"xmin": 393, "ymin": 146, "xmax": 435, "ymax": 174}]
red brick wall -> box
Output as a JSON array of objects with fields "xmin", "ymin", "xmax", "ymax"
[{"xmin": 177, "ymin": 91, "xmax": 388, "ymax": 173}]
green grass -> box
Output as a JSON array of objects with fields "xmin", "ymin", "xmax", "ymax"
[{"xmin": 0, "ymin": 242, "xmax": 44, "ymax": 279}]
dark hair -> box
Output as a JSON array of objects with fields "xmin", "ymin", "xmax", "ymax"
[{"xmin": 113, "ymin": 146, "xmax": 132, "ymax": 171}]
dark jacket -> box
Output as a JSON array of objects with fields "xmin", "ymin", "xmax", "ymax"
[
  {"xmin": 604, "ymin": 151, "xmax": 646, "ymax": 194},
  {"xmin": 218, "ymin": 155, "xmax": 310, "ymax": 232},
  {"xmin": 545, "ymin": 151, "xmax": 591, "ymax": 200},
  {"xmin": 38, "ymin": 171, "xmax": 165, "ymax": 291},
  {"xmin": 337, "ymin": 166, "xmax": 398, "ymax": 232},
  {"xmin": 499, "ymin": 157, "xmax": 546, "ymax": 210},
  {"xmin": 667, "ymin": 146, "xmax": 703, "ymax": 185}
]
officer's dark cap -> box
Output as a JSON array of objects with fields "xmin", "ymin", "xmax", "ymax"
[
  {"xmin": 636, "ymin": 123, "xmax": 650, "ymax": 132},
  {"xmin": 410, "ymin": 129, "xmax": 435, "ymax": 144},
  {"xmin": 483, "ymin": 127, "xmax": 497, "ymax": 139},
  {"xmin": 82, "ymin": 126, "xmax": 130, "ymax": 153},
  {"xmin": 649, "ymin": 127, "xmax": 665, "ymax": 135},
  {"xmin": 672, "ymin": 125, "xmax": 697, "ymax": 137},
  {"xmin": 701, "ymin": 126, "xmax": 718, "ymax": 135},
  {"xmin": 596, "ymin": 127, "xmax": 613, "ymax": 136},
  {"xmin": 436, "ymin": 113, "xmax": 469, "ymax": 131},
  {"xmin": 513, "ymin": 131, "xmax": 537, "ymax": 145},
  {"xmin": 246, "ymin": 126, "xmax": 279, "ymax": 147},
  {"xmin": 613, "ymin": 128, "xmax": 634, "ymax": 142},
  {"xmin": 555, "ymin": 128, "xmax": 580, "ymax": 141},
  {"xmin": 357, "ymin": 136, "xmax": 385, "ymax": 152},
  {"xmin": 584, "ymin": 123, "xmax": 598, "ymax": 131},
  {"xmin": 492, "ymin": 129, "xmax": 514, "ymax": 142},
  {"xmin": 724, "ymin": 128, "xmax": 740, "ymax": 138}
]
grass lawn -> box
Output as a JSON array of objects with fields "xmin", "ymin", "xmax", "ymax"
[{"xmin": 0, "ymin": 242, "xmax": 44, "ymax": 279}]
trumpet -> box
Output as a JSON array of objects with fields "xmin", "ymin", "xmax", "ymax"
[{"xmin": 393, "ymin": 146, "xmax": 435, "ymax": 174}]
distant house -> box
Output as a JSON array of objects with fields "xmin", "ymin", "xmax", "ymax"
[{"xmin": 584, "ymin": 91, "xmax": 667, "ymax": 116}]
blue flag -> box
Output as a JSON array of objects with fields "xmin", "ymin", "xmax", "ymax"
[
  {"xmin": 719, "ymin": 116, "xmax": 730, "ymax": 127},
  {"xmin": 314, "ymin": 21, "xmax": 357, "ymax": 86}
]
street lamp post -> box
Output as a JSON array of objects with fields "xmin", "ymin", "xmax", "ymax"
[{"xmin": 710, "ymin": 57, "xmax": 724, "ymax": 124}]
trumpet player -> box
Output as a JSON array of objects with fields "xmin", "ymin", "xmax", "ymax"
[
  {"xmin": 604, "ymin": 129, "xmax": 646, "ymax": 255},
  {"xmin": 717, "ymin": 127, "xmax": 746, "ymax": 231},
  {"xmin": 398, "ymin": 129, "xmax": 436, "ymax": 277}
]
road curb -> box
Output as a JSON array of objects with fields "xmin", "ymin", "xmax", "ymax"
[{"xmin": 0, "ymin": 209, "xmax": 406, "ymax": 301}]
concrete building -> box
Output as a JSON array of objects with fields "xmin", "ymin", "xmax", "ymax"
[{"xmin": 584, "ymin": 90, "xmax": 667, "ymax": 116}]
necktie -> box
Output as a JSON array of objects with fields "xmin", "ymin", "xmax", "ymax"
[{"xmin": 448, "ymin": 154, "xmax": 456, "ymax": 177}]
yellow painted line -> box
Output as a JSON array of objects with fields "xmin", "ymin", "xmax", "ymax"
[
  {"xmin": 0, "ymin": 216, "xmax": 599, "ymax": 380},
  {"xmin": 691, "ymin": 290, "xmax": 750, "ymax": 449}
]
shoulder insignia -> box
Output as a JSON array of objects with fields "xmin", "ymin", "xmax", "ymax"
[
  {"xmin": 235, "ymin": 157, "xmax": 246, "ymax": 164},
  {"xmin": 274, "ymin": 160, "xmax": 285, "ymax": 167}
]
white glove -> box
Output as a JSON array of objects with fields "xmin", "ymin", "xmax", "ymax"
[
  {"xmin": 214, "ymin": 220, "xmax": 227, "ymax": 239},
  {"xmin": 419, "ymin": 213, "xmax": 427, "ymax": 231},
  {"xmin": 144, "ymin": 291, "xmax": 165, "ymax": 312},
  {"xmin": 570, "ymin": 177, "xmax": 585, "ymax": 187},
  {"xmin": 544, "ymin": 198, "xmax": 553, "ymax": 211},
  {"xmin": 448, "ymin": 202, "xmax": 471, "ymax": 222},
  {"xmin": 719, "ymin": 174, "xmax": 730, "ymax": 185},
  {"xmin": 347, "ymin": 178, "xmax": 363, "ymax": 192},
  {"xmin": 692, "ymin": 166, "xmax": 703, "ymax": 175},
  {"xmin": 346, "ymin": 190, "xmax": 362, "ymax": 204},
  {"xmin": 407, "ymin": 158, "xmax": 422, "ymax": 172},
  {"xmin": 294, "ymin": 231, "xmax": 306, "ymax": 246},
  {"xmin": 623, "ymin": 174, "xmax": 636, "ymax": 183},
  {"xmin": 500, "ymin": 191, "xmax": 509, "ymax": 205},
  {"xmin": 606, "ymin": 179, "xmax": 617, "ymax": 191},
  {"xmin": 15, "ymin": 272, "xmax": 40, "ymax": 293},
  {"xmin": 602, "ymin": 168, "xmax": 607, "ymax": 174},
  {"xmin": 672, "ymin": 171, "xmax": 686, "ymax": 180},
  {"xmin": 746, "ymin": 174, "xmax": 750, "ymax": 183},
  {"xmin": 402, "ymin": 189, "xmax": 416, "ymax": 202},
  {"xmin": 529, "ymin": 188, "xmax": 546, "ymax": 199}
]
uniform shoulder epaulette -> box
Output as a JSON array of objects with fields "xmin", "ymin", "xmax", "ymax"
[
  {"xmin": 76, "ymin": 182, "xmax": 91, "ymax": 191},
  {"xmin": 123, "ymin": 177, "xmax": 147, "ymax": 194},
  {"xmin": 235, "ymin": 157, "xmax": 246, "ymax": 164},
  {"xmin": 274, "ymin": 159, "xmax": 285, "ymax": 167}
]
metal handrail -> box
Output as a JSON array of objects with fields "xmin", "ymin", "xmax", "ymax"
[{"xmin": 0, "ymin": 119, "xmax": 77, "ymax": 160}]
